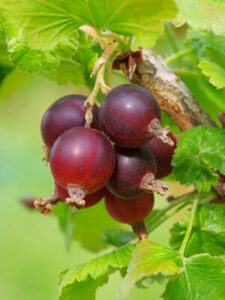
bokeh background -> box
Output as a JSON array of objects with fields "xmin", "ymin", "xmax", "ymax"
[
  {"xmin": 0, "ymin": 69, "xmax": 186, "ymax": 300},
  {"xmin": 0, "ymin": 5, "xmax": 224, "ymax": 295}
]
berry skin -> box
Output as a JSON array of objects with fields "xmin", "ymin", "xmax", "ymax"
[
  {"xmin": 41, "ymin": 95, "xmax": 99, "ymax": 148},
  {"xmin": 50, "ymin": 127, "xmax": 115, "ymax": 206},
  {"xmin": 147, "ymin": 133, "xmax": 177, "ymax": 179},
  {"xmin": 99, "ymin": 84, "xmax": 161, "ymax": 148},
  {"xmin": 54, "ymin": 182, "xmax": 105, "ymax": 208},
  {"xmin": 104, "ymin": 189, "xmax": 154, "ymax": 225},
  {"xmin": 107, "ymin": 145, "xmax": 156, "ymax": 199},
  {"xmin": 107, "ymin": 145, "xmax": 168, "ymax": 198}
]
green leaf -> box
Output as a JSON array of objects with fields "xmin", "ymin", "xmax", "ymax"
[
  {"xmin": 198, "ymin": 58, "xmax": 225, "ymax": 89},
  {"xmin": 43, "ymin": 37, "xmax": 99, "ymax": 88},
  {"xmin": 53, "ymin": 201, "xmax": 124, "ymax": 252},
  {"xmin": 118, "ymin": 240, "xmax": 182, "ymax": 298},
  {"xmin": 43, "ymin": 59, "xmax": 86, "ymax": 86},
  {"xmin": 172, "ymin": 126, "xmax": 225, "ymax": 191},
  {"xmin": 189, "ymin": 31, "xmax": 225, "ymax": 56},
  {"xmin": 170, "ymin": 203, "xmax": 225, "ymax": 257},
  {"xmin": 175, "ymin": 0, "xmax": 225, "ymax": 36},
  {"xmin": 163, "ymin": 254, "xmax": 225, "ymax": 300},
  {"xmin": 59, "ymin": 243, "xmax": 135, "ymax": 300},
  {"xmin": 188, "ymin": 31, "xmax": 225, "ymax": 89},
  {"xmin": 175, "ymin": 66, "xmax": 225, "ymax": 125},
  {"xmin": 102, "ymin": 228, "xmax": 134, "ymax": 247},
  {"xmin": 1, "ymin": 0, "xmax": 177, "ymax": 68}
]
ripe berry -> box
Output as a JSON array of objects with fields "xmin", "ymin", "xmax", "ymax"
[
  {"xmin": 107, "ymin": 145, "xmax": 168, "ymax": 199},
  {"xmin": 147, "ymin": 133, "xmax": 177, "ymax": 179},
  {"xmin": 41, "ymin": 95, "xmax": 99, "ymax": 148},
  {"xmin": 99, "ymin": 84, "xmax": 162, "ymax": 148},
  {"xmin": 50, "ymin": 127, "xmax": 115, "ymax": 207},
  {"xmin": 104, "ymin": 189, "xmax": 154, "ymax": 225},
  {"xmin": 54, "ymin": 182, "xmax": 105, "ymax": 208}
]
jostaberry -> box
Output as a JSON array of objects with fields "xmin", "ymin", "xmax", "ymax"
[
  {"xmin": 104, "ymin": 189, "xmax": 154, "ymax": 225},
  {"xmin": 99, "ymin": 84, "xmax": 164, "ymax": 148},
  {"xmin": 147, "ymin": 133, "xmax": 177, "ymax": 179},
  {"xmin": 41, "ymin": 95, "xmax": 99, "ymax": 148},
  {"xmin": 107, "ymin": 145, "xmax": 168, "ymax": 199},
  {"xmin": 50, "ymin": 127, "xmax": 115, "ymax": 207}
]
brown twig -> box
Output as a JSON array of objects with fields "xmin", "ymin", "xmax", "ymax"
[{"xmin": 131, "ymin": 48, "xmax": 217, "ymax": 131}]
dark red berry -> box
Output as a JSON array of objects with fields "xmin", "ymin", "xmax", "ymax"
[
  {"xmin": 54, "ymin": 182, "xmax": 105, "ymax": 208},
  {"xmin": 50, "ymin": 127, "xmax": 115, "ymax": 206},
  {"xmin": 54, "ymin": 182, "xmax": 69, "ymax": 199},
  {"xmin": 41, "ymin": 95, "xmax": 99, "ymax": 148},
  {"xmin": 104, "ymin": 189, "xmax": 154, "ymax": 225},
  {"xmin": 147, "ymin": 132, "xmax": 177, "ymax": 179},
  {"xmin": 99, "ymin": 84, "xmax": 161, "ymax": 148},
  {"xmin": 107, "ymin": 145, "xmax": 168, "ymax": 199}
]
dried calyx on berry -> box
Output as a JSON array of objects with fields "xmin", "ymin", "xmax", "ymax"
[{"xmin": 107, "ymin": 145, "xmax": 169, "ymax": 199}]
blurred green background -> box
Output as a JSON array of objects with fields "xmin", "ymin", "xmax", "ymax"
[{"xmin": 0, "ymin": 70, "xmax": 179, "ymax": 300}]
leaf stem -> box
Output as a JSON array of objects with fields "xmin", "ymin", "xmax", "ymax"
[
  {"xmin": 179, "ymin": 198, "xmax": 199, "ymax": 255},
  {"xmin": 164, "ymin": 48, "xmax": 193, "ymax": 65},
  {"xmin": 172, "ymin": 68, "xmax": 201, "ymax": 77},
  {"xmin": 147, "ymin": 202, "xmax": 189, "ymax": 232},
  {"xmin": 146, "ymin": 191, "xmax": 216, "ymax": 234},
  {"xmin": 146, "ymin": 192, "xmax": 196, "ymax": 231}
]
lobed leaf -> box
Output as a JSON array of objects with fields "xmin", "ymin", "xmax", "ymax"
[
  {"xmin": 172, "ymin": 126, "xmax": 225, "ymax": 191},
  {"xmin": 176, "ymin": 66, "xmax": 225, "ymax": 125},
  {"xmin": 59, "ymin": 243, "xmax": 135, "ymax": 300},
  {"xmin": 175, "ymin": 0, "xmax": 225, "ymax": 36},
  {"xmin": 118, "ymin": 240, "xmax": 182, "ymax": 298},
  {"xmin": 198, "ymin": 58, "xmax": 225, "ymax": 89},
  {"xmin": 170, "ymin": 203, "xmax": 225, "ymax": 257},
  {"xmin": 0, "ymin": 0, "xmax": 177, "ymax": 72},
  {"xmin": 163, "ymin": 254, "xmax": 225, "ymax": 300},
  {"xmin": 188, "ymin": 31, "xmax": 225, "ymax": 89}
]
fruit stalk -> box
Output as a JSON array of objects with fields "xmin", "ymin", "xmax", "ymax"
[
  {"xmin": 84, "ymin": 42, "xmax": 120, "ymax": 125},
  {"xmin": 132, "ymin": 221, "xmax": 148, "ymax": 242}
]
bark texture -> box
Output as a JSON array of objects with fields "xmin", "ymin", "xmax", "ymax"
[{"xmin": 132, "ymin": 48, "xmax": 217, "ymax": 130}]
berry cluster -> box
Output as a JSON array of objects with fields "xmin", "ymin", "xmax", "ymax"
[{"xmin": 35, "ymin": 84, "xmax": 177, "ymax": 235}]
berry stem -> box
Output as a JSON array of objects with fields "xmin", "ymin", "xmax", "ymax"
[
  {"xmin": 132, "ymin": 221, "xmax": 148, "ymax": 242},
  {"xmin": 34, "ymin": 187, "xmax": 62, "ymax": 214},
  {"xmin": 99, "ymin": 30, "xmax": 130, "ymax": 51},
  {"xmin": 141, "ymin": 173, "xmax": 169, "ymax": 196},
  {"xmin": 42, "ymin": 145, "xmax": 50, "ymax": 165},
  {"xmin": 164, "ymin": 48, "xmax": 193, "ymax": 65},
  {"xmin": 179, "ymin": 198, "xmax": 199, "ymax": 256},
  {"xmin": 147, "ymin": 202, "xmax": 189, "ymax": 234},
  {"xmin": 84, "ymin": 42, "xmax": 120, "ymax": 125},
  {"xmin": 79, "ymin": 25, "xmax": 108, "ymax": 48},
  {"xmin": 146, "ymin": 191, "xmax": 216, "ymax": 234}
]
